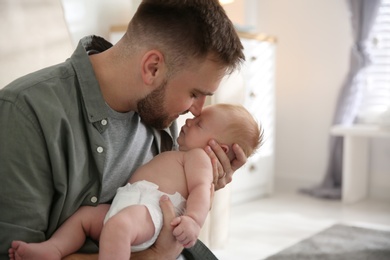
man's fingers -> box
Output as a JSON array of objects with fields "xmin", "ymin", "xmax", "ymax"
[
  {"xmin": 212, "ymin": 157, "xmax": 219, "ymax": 184},
  {"xmin": 209, "ymin": 184, "xmax": 215, "ymax": 210},
  {"xmin": 204, "ymin": 145, "xmax": 220, "ymax": 184},
  {"xmin": 205, "ymin": 140, "xmax": 248, "ymax": 190},
  {"xmin": 160, "ymin": 195, "xmax": 176, "ymax": 226},
  {"xmin": 231, "ymin": 143, "xmax": 247, "ymax": 171},
  {"xmin": 152, "ymin": 195, "xmax": 183, "ymax": 259},
  {"xmin": 208, "ymin": 140, "xmax": 231, "ymax": 173}
]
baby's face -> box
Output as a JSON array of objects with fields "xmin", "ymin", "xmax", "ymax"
[{"xmin": 177, "ymin": 106, "xmax": 227, "ymax": 151}]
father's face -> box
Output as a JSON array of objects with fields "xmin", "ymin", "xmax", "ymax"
[{"xmin": 137, "ymin": 57, "xmax": 225, "ymax": 130}]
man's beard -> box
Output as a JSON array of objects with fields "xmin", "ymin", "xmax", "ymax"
[{"xmin": 137, "ymin": 80, "xmax": 172, "ymax": 129}]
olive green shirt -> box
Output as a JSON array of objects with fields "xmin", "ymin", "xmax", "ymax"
[{"xmin": 0, "ymin": 35, "xmax": 178, "ymax": 257}]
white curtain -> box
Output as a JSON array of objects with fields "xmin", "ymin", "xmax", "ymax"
[{"xmin": 301, "ymin": 0, "xmax": 382, "ymax": 199}]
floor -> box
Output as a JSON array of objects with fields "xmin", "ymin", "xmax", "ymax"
[{"xmin": 212, "ymin": 187, "xmax": 390, "ymax": 260}]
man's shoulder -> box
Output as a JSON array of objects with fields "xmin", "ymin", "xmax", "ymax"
[
  {"xmin": 0, "ymin": 61, "xmax": 81, "ymax": 129},
  {"xmin": 0, "ymin": 61, "xmax": 75, "ymax": 102}
]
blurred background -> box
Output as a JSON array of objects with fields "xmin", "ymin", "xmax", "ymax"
[{"xmin": 1, "ymin": 1, "xmax": 389, "ymax": 259}]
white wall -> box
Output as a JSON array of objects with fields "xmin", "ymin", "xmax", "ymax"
[
  {"xmin": 0, "ymin": 0, "xmax": 73, "ymax": 87},
  {"xmin": 61, "ymin": 0, "xmax": 140, "ymax": 47},
  {"xmin": 253, "ymin": 0, "xmax": 352, "ymax": 186},
  {"xmin": 252, "ymin": 0, "xmax": 390, "ymax": 200}
]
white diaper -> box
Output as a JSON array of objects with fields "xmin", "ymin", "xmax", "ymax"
[{"xmin": 104, "ymin": 180, "xmax": 186, "ymax": 252}]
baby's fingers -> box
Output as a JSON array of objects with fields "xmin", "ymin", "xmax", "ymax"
[{"xmin": 170, "ymin": 216, "xmax": 182, "ymax": 227}]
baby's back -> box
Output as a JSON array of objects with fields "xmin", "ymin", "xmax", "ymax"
[{"xmin": 129, "ymin": 150, "xmax": 190, "ymax": 199}]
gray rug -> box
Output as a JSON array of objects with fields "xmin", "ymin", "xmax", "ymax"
[{"xmin": 264, "ymin": 224, "xmax": 390, "ymax": 260}]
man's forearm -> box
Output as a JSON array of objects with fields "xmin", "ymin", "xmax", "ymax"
[
  {"xmin": 62, "ymin": 249, "xmax": 180, "ymax": 260},
  {"xmin": 63, "ymin": 253, "xmax": 99, "ymax": 260},
  {"xmin": 131, "ymin": 247, "xmax": 180, "ymax": 260}
]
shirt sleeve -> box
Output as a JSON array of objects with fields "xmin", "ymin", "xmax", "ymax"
[{"xmin": 0, "ymin": 97, "xmax": 53, "ymax": 256}]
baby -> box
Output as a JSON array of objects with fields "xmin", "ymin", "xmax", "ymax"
[{"xmin": 9, "ymin": 103, "xmax": 263, "ymax": 260}]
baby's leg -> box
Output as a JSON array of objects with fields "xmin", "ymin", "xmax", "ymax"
[
  {"xmin": 9, "ymin": 240, "xmax": 61, "ymax": 260},
  {"xmin": 9, "ymin": 204, "xmax": 110, "ymax": 260},
  {"xmin": 99, "ymin": 205, "xmax": 155, "ymax": 259}
]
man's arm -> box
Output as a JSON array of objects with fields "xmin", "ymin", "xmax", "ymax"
[
  {"xmin": 62, "ymin": 254, "xmax": 98, "ymax": 260},
  {"xmin": 131, "ymin": 195, "xmax": 183, "ymax": 259},
  {"xmin": 0, "ymin": 98, "xmax": 53, "ymax": 256}
]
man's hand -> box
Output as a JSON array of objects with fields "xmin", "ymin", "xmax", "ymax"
[
  {"xmin": 205, "ymin": 139, "xmax": 247, "ymax": 190},
  {"xmin": 138, "ymin": 195, "xmax": 183, "ymax": 259}
]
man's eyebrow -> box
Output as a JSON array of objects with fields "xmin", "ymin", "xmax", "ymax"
[{"xmin": 193, "ymin": 89, "xmax": 214, "ymax": 96}]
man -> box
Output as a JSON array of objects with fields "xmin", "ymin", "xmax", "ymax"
[{"xmin": 0, "ymin": 0, "xmax": 245, "ymax": 259}]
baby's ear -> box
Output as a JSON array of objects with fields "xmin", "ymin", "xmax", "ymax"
[{"xmin": 220, "ymin": 144, "xmax": 230, "ymax": 154}]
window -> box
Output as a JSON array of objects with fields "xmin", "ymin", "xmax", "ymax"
[{"xmin": 357, "ymin": 0, "xmax": 390, "ymax": 124}]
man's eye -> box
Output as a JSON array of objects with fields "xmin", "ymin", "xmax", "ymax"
[{"xmin": 191, "ymin": 93, "xmax": 198, "ymax": 99}]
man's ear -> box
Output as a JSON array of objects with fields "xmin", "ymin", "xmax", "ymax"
[
  {"xmin": 220, "ymin": 144, "xmax": 230, "ymax": 154},
  {"xmin": 140, "ymin": 50, "xmax": 165, "ymax": 86}
]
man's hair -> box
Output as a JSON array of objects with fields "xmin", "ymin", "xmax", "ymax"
[
  {"xmin": 125, "ymin": 0, "xmax": 244, "ymax": 76},
  {"xmin": 216, "ymin": 103, "xmax": 263, "ymax": 158}
]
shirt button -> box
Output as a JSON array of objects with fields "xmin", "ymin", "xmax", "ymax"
[
  {"xmin": 97, "ymin": 146, "xmax": 104, "ymax": 153},
  {"xmin": 90, "ymin": 196, "xmax": 98, "ymax": 203},
  {"xmin": 101, "ymin": 119, "xmax": 107, "ymax": 126}
]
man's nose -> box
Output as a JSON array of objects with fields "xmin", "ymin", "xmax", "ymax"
[{"xmin": 189, "ymin": 96, "xmax": 206, "ymax": 117}]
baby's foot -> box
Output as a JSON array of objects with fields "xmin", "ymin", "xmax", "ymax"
[{"xmin": 9, "ymin": 240, "xmax": 62, "ymax": 260}]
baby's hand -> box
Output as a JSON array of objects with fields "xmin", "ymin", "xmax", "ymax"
[{"xmin": 171, "ymin": 216, "xmax": 200, "ymax": 248}]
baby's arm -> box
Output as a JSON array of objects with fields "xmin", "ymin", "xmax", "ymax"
[{"xmin": 171, "ymin": 148, "xmax": 213, "ymax": 248}]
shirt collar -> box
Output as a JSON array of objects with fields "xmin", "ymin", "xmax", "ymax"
[
  {"xmin": 70, "ymin": 35, "xmax": 177, "ymax": 150},
  {"xmin": 70, "ymin": 35, "xmax": 112, "ymax": 123}
]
